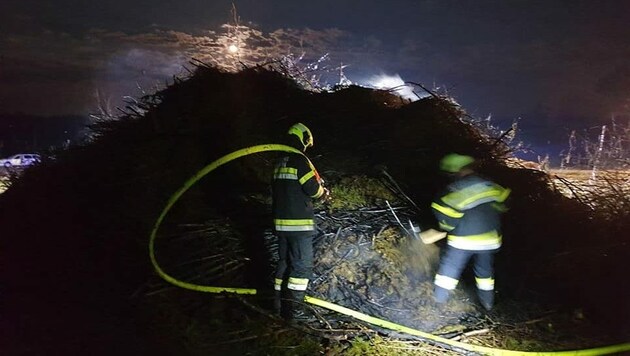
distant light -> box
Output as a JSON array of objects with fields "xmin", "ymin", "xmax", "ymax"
[
  {"xmin": 228, "ymin": 44, "xmax": 239, "ymax": 53},
  {"xmin": 366, "ymin": 74, "xmax": 422, "ymax": 101}
]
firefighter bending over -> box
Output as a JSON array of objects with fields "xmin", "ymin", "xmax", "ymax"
[
  {"xmin": 272, "ymin": 122, "xmax": 328, "ymax": 320},
  {"xmin": 431, "ymin": 153, "xmax": 510, "ymax": 311}
]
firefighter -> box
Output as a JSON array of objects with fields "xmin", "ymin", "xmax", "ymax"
[
  {"xmin": 272, "ymin": 122, "xmax": 328, "ymax": 320},
  {"xmin": 431, "ymin": 153, "xmax": 510, "ymax": 311}
]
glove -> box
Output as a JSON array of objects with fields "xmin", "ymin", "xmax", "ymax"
[{"xmin": 322, "ymin": 187, "xmax": 331, "ymax": 200}]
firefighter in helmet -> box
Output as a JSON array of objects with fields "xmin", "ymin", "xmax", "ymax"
[
  {"xmin": 431, "ymin": 153, "xmax": 510, "ymax": 311},
  {"xmin": 272, "ymin": 122, "xmax": 328, "ymax": 320}
]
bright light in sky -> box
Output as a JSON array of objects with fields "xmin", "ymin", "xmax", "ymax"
[
  {"xmin": 366, "ymin": 74, "xmax": 421, "ymax": 101},
  {"xmin": 228, "ymin": 44, "xmax": 239, "ymax": 53}
]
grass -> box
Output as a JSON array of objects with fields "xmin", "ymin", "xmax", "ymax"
[
  {"xmin": 549, "ymin": 168, "xmax": 630, "ymax": 217},
  {"xmin": 0, "ymin": 177, "xmax": 7, "ymax": 194},
  {"xmin": 326, "ymin": 176, "xmax": 398, "ymax": 211}
]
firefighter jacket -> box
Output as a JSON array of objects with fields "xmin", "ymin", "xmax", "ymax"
[
  {"xmin": 431, "ymin": 174, "xmax": 511, "ymax": 251},
  {"xmin": 272, "ymin": 152, "xmax": 325, "ymax": 233}
]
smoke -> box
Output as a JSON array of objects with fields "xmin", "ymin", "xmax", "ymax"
[
  {"xmin": 365, "ymin": 73, "xmax": 425, "ymax": 101},
  {"xmin": 92, "ymin": 48, "xmax": 189, "ymax": 114},
  {"xmin": 103, "ymin": 48, "xmax": 187, "ymax": 85}
]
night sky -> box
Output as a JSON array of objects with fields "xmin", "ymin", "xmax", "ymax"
[{"xmin": 2, "ymin": 0, "xmax": 630, "ymax": 155}]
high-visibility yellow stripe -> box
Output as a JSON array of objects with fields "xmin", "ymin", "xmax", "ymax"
[
  {"xmin": 435, "ymin": 274, "xmax": 459, "ymax": 290},
  {"xmin": 288, "ymin": 277, "xmax": 309, "ymax": 284},
  {"xmin": 431, "ymin": 202, "xmax": 464, "ymax": 218},
  {"xmin": 275, "ymin": 167, "xmax": 298, "ymax": 174},
  {"xmin": 448, "ymin": 231, "xmax": 502, "ymax": 250},
  {"xmin": 274, "ymin": 219, "xmax": 315, "ymax": 226},
  {"xmin": 276, "ymin": 226, "xmax": 314, "ymax": 231},
  {"xmin": 299, "ymin": 170, "xmax": 316, "ymax": 185},
  {"xmin": 443, "ymin": 183, "xmax": 510, "ymax": 210},
  {"xmin": 274, "ymin": 167, "xmax": 299, "ymax": 180},
  {"xmin": 438, "ymin": 221, "xmax": 455, "ymax": 231},
  {"xmin": 450, "ymin": 231, "xmax": 501, "ymax": 241},
  {"xmin": 274, "ymin": 218, "xmax": 315, "ymax": 231},
  {"xmin": 476, "ymin": 277, "xmax": 495, "ymax": 291},
  {"xmin": 457, "ymin": 189, "xmax": 504, "ymax": 209},
  {"xmin": 274, "ymin": 173, "xmax": 298, "ymax": 180},
  {"xmin": 288, "ymin": 277, "xmax": 309, "ymax": 291}
]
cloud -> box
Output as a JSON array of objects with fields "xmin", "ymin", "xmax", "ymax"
[
  {"xmin": 0, "ymin": 24, "xmax": 354, "ymax": 115},
  {"xmin": 2, "ymin": 13, "xmax": 630, "ymax": 127}
]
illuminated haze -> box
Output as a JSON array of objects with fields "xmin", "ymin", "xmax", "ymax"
[{"xmin": 1, "ymin": 0, "xmax": 630, "ymax": 155}]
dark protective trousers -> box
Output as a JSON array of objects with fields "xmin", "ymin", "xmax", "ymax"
[
  {"xmin": 274, "ymin": 232, "xmax": 314, "ymax": 318},
  {"xmin": 275, "ymin": 232, "xmax": 314, "ymax": 283},
  {"xmin": 434, "ymin": 246, "xmax": 496, "ymax": 309}
]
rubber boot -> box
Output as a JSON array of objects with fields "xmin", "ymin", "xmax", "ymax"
[
  {"xmin": 273, "ymin": 290, "xmax": 282, "ymax": 317},
  {"xmin": 434, "ymin": 285, "xmax": 450, "ymax": 304},
  {"xmin": 280, "ymin": 289, "xmax": 292, "ymax": 320},
  {"xmin": 477, "ymin": 289, "xmax": 494, "ymax": 311},
  {"xmin": 287, "ymin": 290, "xmax": 310, "ymax": 322}
]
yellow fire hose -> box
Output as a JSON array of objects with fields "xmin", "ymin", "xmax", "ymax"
[{"xmin": 149, "ymin": 144, "xmax": 630, "ymax": 355}]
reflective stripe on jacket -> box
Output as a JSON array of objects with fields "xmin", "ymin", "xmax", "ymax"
[
  {"xmin": 272, "ymin": 152, "xmax": 324, "ymax": 232},
  {"xmin": 432, "ymin": 174, "xmax": 510, "ymax": 251}
]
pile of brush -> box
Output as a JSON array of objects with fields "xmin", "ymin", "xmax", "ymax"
[{"xmin": 2, "ymin": 64, "xmax": 628, "ymax": 354}]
